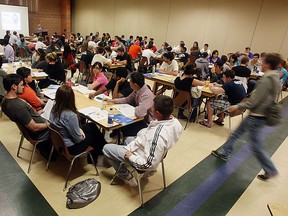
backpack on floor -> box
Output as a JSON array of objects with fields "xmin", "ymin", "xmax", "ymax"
[{"xmin": 66, "ymin": 178, "xmax": 101, "ymax": 209}]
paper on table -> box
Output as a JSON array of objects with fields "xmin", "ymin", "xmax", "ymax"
[
  {"xmin": 73, "ymin": 85, "xmax": 95, "ymax": 94},
  {"xmin": 47, "ymin": 84, "xmax": 60, "ymax": 89},
  {"xmin": 93, "ymin": 93, "xmax": 111, "ymax": 102},
  {"xmin": 41, "ymin": 99, "xmax": 54, "ymax": 120},
  {"xmin": 32, "ymin": 72, "xmax": 48, "ymax": 77},
  {"xmin": 78, "ymin": 106, "xmax": 108, "ymax": 122},
  {"xmin": 112, "ymin": 104, "xmax": 135, "ymax": 117},
  {"xmin": 43, "ymin": 89, "xmax": 57, "ymax": 99},
  {"xmin": 156, "ymin": 73, "xmax": 172, "ymax": 77}
]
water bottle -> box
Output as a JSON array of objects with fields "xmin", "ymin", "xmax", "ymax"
[
  {"xmin": 152, "ymin": 65, "xmax": 156, "ymax": 74},
  {"xmin": 108, "ymin": 108, "xmax": 114, "ymax": 125}
]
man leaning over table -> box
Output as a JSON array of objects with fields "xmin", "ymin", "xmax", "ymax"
[
  {"xmin": 103, "ymin": 95, "xmax": 182, "ymax": 187},
  {"xmin": 199, "ymin": 70, "xmax": 246, "ymax": 128},
  {"xmin": 105, "ymin": 72, "xmax": 154, "ymax": 137}
]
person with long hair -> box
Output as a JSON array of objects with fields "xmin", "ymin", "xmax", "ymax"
[
  {"xmin": 31, "ymin": 48, "xmax": 47, "ymax": 70},
  {"xmin": 87, "ymin": 62, "xmax": 109, "ymax": 94},
  {"xmin": 62, "ymin": 43, "xmax": 76, "ymax": 77},
  {"xmin": 16, "ymin": 67, "xmax": 46, "ymax": 112},
  {"xmin": 49, "ymin": 84, "xmax": 107, "ymax": 162},
  {"xmin": 208, "ymin": 50, "xmax": 220, "ymax": 64}
]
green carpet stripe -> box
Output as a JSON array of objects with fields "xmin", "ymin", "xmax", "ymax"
[{"xmin": 0, "ymin": 142, "xmax": 57, "ymax": 216}]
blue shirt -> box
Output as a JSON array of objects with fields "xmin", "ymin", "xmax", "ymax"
[{"xmin": 279, "ymin": 68, "xmax": 288, "ymax": 84}]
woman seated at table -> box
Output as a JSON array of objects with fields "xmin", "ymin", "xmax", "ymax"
[
  {"xmin": 174, "ymin": 64, "xmax": 204, "ymax": 120},
  {"xmin": 229, "ymin": 54, "xmax": 240, "ymax": 68},
  {"xmin": 49, "ymin": 84, "xmax": 107, "ymax": 163},
  {"xmin": 31, "ymin": 48, "xmax": 47, "ymax": 70},
  {"xmin": 38, "ymin": 52, "xmax": 66, "ymax": 89},
  {"xmin": 62, "ymin": 43, "xmax": 76, "ymax": 78},
  {"xmin": 208, "ymin": 50, "xmax": 220, "ymax": 64},
  {"xmin": 16, "ymin": 67, "xmax": 46, "ymax": 113},
  {"xmin": 87, "ymin": 62, "xmax": 109, "ymax": 94}
]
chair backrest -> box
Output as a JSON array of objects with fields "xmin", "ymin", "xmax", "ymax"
[
  {"xmin": 15, "ymin": 122, "xmax": 37, "ymax": 144},
  {"xmin": 79, "ymin": 60, "xmax": 87, "ymax": 73},
  {"xmin": 18, "ymin": 47, "xmax": 27, "ymax": 58},
  {"xmin": 228, "ymin": 98, "xmax": 249, "ymax": 117},
  {"xmin": 235, "ymin": 76, "xmax": 248, "ymax": 93},
  {"xmin": 48, "ymin": 124, "xmax": 73, "ymax": 160},
  {"xmin": 139, "ymin": 56, "xmax": 149, "ymax": 66},
  {"xmin": 172, "ymin": 89, "xmax": 192, "ymax": 111}
]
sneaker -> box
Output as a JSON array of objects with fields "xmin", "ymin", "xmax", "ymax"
[
  {"xmin": 211, "ymin": 150, "xmax": 229, "ymax": 161},
  {"xmin": 257, "ymin": 173, "xmax": 278, "ymax": 181}
]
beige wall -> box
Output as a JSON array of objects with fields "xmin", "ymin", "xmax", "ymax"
[{"xmin": 72, "ymin": 0, "xmax": 288, "ymax": 58}]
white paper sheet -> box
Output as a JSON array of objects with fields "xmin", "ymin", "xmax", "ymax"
[
  {"xmin": 78, "ymin": 106, "xmax": 108, "ymax": 122},
  {"xmin": 41, "ymin": 99, "xmax": 54, "ymax": 120},
  {"xmin": 73, "ymin": 85, "xmax": 95, "ymax": 94},
  {"xmin": 43, "ymin": 89, "xmax": 57, "ymax": 99},
  {"xmin": 32, "ymin": 72, "xmax": 48, "ymax": 77},
  {"xmin": 112, "ymin": 104, "xmax": 135, "ymax": 117}
]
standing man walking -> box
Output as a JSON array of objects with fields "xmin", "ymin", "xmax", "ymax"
[{"xmin": 211, "ymin": 53, "xmax": 282, "ymax": 181}]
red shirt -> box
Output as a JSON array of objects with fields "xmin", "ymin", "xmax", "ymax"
[
  {"xmin": 128, "ymin": 45, "xmax": 142, "ymax": 60},
  {"xmin": 18, "ymin": 85, "xmax": 42, "ymax": 111}
]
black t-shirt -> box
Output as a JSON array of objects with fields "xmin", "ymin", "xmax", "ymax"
[
  {"xmin": 177, "ymin": 53, "xmax": 189, "ymax": 64},
  {"xmin": 174, "ymin": 77, "xmax": 194, "ymax": 92},
  {"xmin": 105, "ymin": 78, "xmax": 133, "ymax": 97},
  {"xmin": 80, "ymin": 50, "xmax": 94, "ymax": 67},
  {"xmin": 222, "ymin": 79, "xmax": 246, "ymax": 105},
  {"xmin": 232, "ymin": 66, "xmax": 251, "ymax": 78},
  {"xmin": 116, "ymin": 53, "xmax": 132, "ymax": 72}
]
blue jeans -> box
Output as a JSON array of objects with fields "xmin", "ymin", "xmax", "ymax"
[{"xmin": 219, "ymin": 115, "xmax": 278, "ymax": 175}]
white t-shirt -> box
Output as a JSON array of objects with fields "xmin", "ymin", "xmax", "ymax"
[
  {"xmin": 160, "ymin": 59, "xmax": 179, "ymax": 72},
  {"xmin": 91, "ymin": 54, "xmax": 111, "ymax": 66},
  {"xmin": 142, "ymin": 49, "xmax": 156, "ymax": 64},
  {"xmin": 9, "ymin": 34, "xmax": 18, "ymax": 45},
  {"xmin": 200, "ymin": 48, "xmax": 211, "ymax": 55},
  {"xmin": 88, "ymin": 41, "xmax": 97, "ymax": 49},
  {"xmin": 35, "ymin": 41, "xmax": 46, "ymax": 50}
]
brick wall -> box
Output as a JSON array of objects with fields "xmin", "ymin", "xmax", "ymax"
[{"xmin": 0, "ymin": 0, "xmax": 71, "ymax": 36}]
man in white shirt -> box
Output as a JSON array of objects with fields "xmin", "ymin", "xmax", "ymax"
[
  {"xmin": 159, "ymin": 52, "xmax": 179, "ymax": 76},
  {"xmin": 4, "ymin": 39, "xmax": 14, "ymax": 63},
  {"xmin": 35, "ymin": 37, "xmax": 47, "ymax": 50},
  {"xmin": 172, "ymin": 41, "xmax": 185, "ymax": 54},
  {"xmin": 91, "ymin": 46, "xmax": 112, "ymax": 67},
  {"xmin": 200, "ymin": 43, "xmax": 211, "ymax": 56},
  {"xmin": 142, "ymin": 43, "xmax": 157, "ymax": 65},
  {"xmin": 88, "ymin": 35, "xmax": 97, "ymax": 51},
  {"xmin": 9, "ymin": 31, "xmax": 18, "ymax": 45}
]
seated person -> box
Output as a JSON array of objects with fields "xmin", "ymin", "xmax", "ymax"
[
  {"xmin": 210, "ymin": 60, "xmax": 225, "ymax": 84},
  {"xmin": 141, "ymin": 43, "xmax": 157, "ymax": 65},
  {"xmin": 105, "ymin": 72, "xmax": 155, "ymax": 137},
  {"xmin": 195, "ymin": 52, "xmax": 209, "ymax": 79},
  {"xmin": 103, "ymin": 95, "xmax": 182, "ymax": 186},
  {"xmin": 159, "ymin": 52, "xmax": 179, "ymax": 76},
  {"xmin": 91, "ymin": 46, "xmax": 112, "ymax": 67},
  {"xmin": 87, "ymin": 62, "xmax": 109, "ymax": 93},
  {"xmin": 2, "ymin": 74, "xmax": 49, "ymax": 141},
  {"xmin": 278, "ymin": 59, "xmax": 288, "ymax": 85},
  {"xmin": 31, "ymin": 48, "xmax": 47, "ymax": 70},
  {"xmin": 35, "ymin": 37, "xmax": 47, "ymax": 50},
  {"xmin": 208, "ymin": 50, "xmax": 220, "ymax": 64},
  {"xmin": 228, "ymin": 54, "xmax": 240, "ymax": 68},
  {"xmin": 38, "ymin": 52, "xmax": 66, "ymax": 89},
  {"xmin": 115, "ymin": 47, "xmax": 132, "ymax": 72},
  {"xmin": 4, "ymin": 39, "xmax": 14, "ymax": 63},
  {"xmin": 174, "ymin": 65, "xmax": 204, "ymax": 120},
  {"xmin": 248, "ymin": 53, "xmax": 262, "ymax": 72},
  {"xmin": 45, "ymin": 41, "xmax": 61, "ymax": 54},
  {"xmin": 16, "ymin": 34, "xmax": 32, "ymax": 56},
  {"xmin": 128, "ymin": 44, "xmax": 142, "ymax": 62},
  {"xmin": 50, "ymin": 84, "xmax": 107, "ymax": 163},
  {"xmin": 0, "ymin": 56, "xmax": 7, "ymax": 99},
  {"xmin": 62, "ymin": 43, "xmax": 76, "ymax": 77},
  {"xmin": 80, "ymin": 44, "xmax": 94, "ymax": 68},
  {"xmin": 199, "ymin": 70, "xmax": 246, "ymax": 127},
  {"xmin": 89, "ymin": 67, "xmax": 132, "ymax": 99},
  {"xmin": 177, "ymin": 46, "xmax": 189, "ymax": 65},
  {"xmin": 16, "ymin": 67, "xmax": 46, "ymax": 113},
  {"xmin": 232, "ymin": 56, "xmax": 256, "ymax": 94}
]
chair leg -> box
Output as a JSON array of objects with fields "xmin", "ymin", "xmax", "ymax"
[
  {"xmin": 161, "ymin": 161, "xmax": 166, "ymax": 189},
  {"xmin": 110, "ymin": 162, "xmax": 125, "ymax": 185},
  {"xmin": 229, "ymin": 116, "xmax": 232, "ymax": 134},
  {"xmin": 28, "ymin": 143, "xmax": 37, "ymax": 173},
  {"xmin": 87, "ymin": 152, "xmax": 99, "ymax": 176},
  {"xmin": 46, "ymin": 145, "xmax": 55, "ymax": 171},
  {"xmin": 64, "ymin": 157, "xmax": 77, "ymax": 191},
  {"xmin": 137, "ymin": 173, "xmax": 144, "ymax": 207},
  {"xmin": 17, "ymin": 134, "xmax": 24, "ymax": 157}
]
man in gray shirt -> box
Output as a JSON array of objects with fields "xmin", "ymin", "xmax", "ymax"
[{"xmin": 211, "ymin": 53, "xmax": 281, "ymax": 181}]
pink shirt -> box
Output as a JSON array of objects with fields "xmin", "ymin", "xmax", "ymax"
[{"xmin": 93, "ymin": 72, "xmax": 109, "ymax": 95}]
